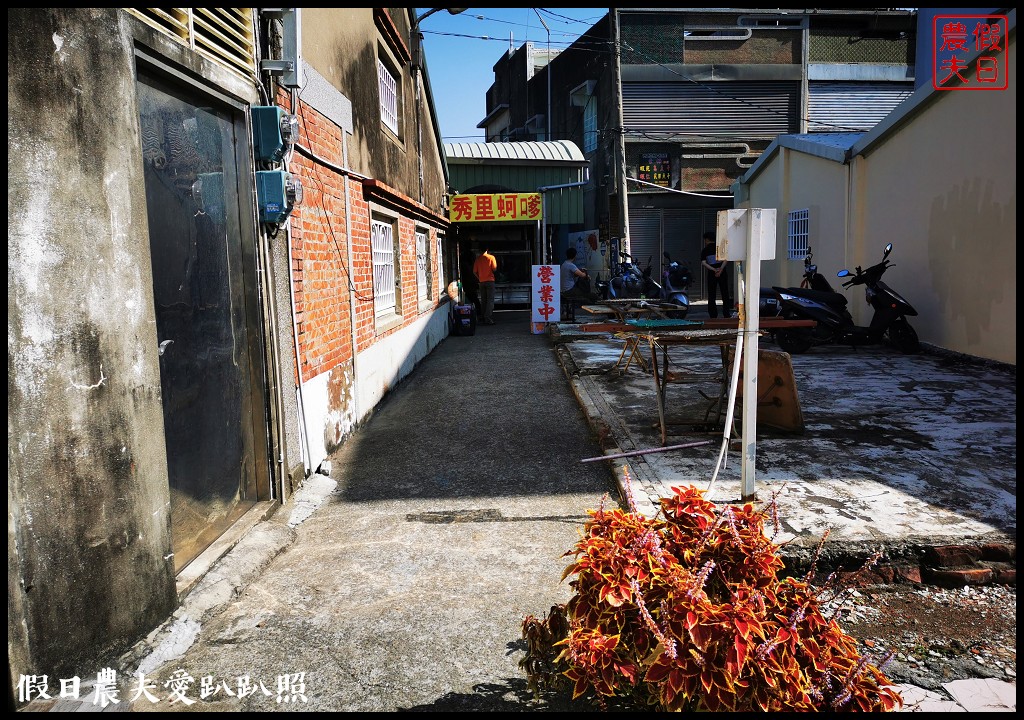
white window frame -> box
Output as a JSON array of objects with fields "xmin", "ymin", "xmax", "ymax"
[
  {"xmin": 378, "ymin": 58, "xmax": 399, "ymax": 135},
  {"xmin": 787, "ymin": 208, "xmax": 809, "ymax": 260},
  {"xmin": 415, "ymin": 228, "xmax": 430, "ymax": 303},
  {"xmin": 583, "ymin": 97, "xmax": 598, "ymax": 154},
  {"xmin": 437, "ymin": 233, "xmax": 446, "ymax": 295},
  {"xmin": 372, "ymin": 218, "xmax": 397, "ymax": 316}
]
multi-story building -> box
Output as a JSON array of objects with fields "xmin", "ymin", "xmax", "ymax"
[{"xmin": 479, "ymin": 9, "xmax": 917, "ymax": 300}]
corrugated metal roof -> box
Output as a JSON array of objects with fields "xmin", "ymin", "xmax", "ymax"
[{"xmin": 444, "ymin": 140, "xmax": 586, "ymax": 164}]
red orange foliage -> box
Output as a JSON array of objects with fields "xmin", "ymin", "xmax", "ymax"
[{"xmin": 521, "ymin": 485, "xmax": 903, "ymax": 712}]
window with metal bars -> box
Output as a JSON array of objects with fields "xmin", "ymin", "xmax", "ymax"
[
  {"xmin": 416, "ymin": 230, "xmax": 430, "ymax": 302},
  {"xmin": 378, "ymin": 58, "xmax": 399, "ymax": 135},
  {"xmin": 787, "ymin": 208, "xmax": 810, "ymax": 260},
  {"xmin": 372, "ymin": 219, "xmax": 397, "ymax": 316},
  {"xmin": 583, "ymin": 96, "xmax": 598, "ymax": 154}
]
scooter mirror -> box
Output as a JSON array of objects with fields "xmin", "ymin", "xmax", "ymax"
[{"xmin": 837, "ymin": 269, "xmax": 850, "ymax": 278}]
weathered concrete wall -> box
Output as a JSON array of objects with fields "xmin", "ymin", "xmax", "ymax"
[
  {"xmin": 301, "ymin": 8, "xmax": 448, "ymax": 215},
  {"xmin": 7, "ymin": 4, "xmax": 180, "ymax": 680},
  {"xmin": 8, "ymin": 7, "xmax": 177, "ymax": 681}
]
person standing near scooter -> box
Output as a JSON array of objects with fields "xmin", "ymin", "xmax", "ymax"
[{"xmin": 700, "ymin": 231, "xmax": 734, "ymax": 318}]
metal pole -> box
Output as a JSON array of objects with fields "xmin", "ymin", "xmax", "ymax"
[
  {"xmin": 533, "ymin": 9, "xmax": 551, "ymax": 139},
  {"xmin": 740, "ymin": 210, "xmax": 764, "ymax": 500},
  {"xmin": 612, "ymin": 10, "xmax": 630, "ymax": 254},
  {"xmin": 581, "ymin": 439, "xmax": 713, "ymax": 463}
]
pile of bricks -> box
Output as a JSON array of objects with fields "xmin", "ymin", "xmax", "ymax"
[
  {"xmin": 783, "ymin": 542, "xmax": 1016, "ymax": 588},
  {"xmin": 920, "ymin": 543, "xmax": 1016, "ymax": 588}
]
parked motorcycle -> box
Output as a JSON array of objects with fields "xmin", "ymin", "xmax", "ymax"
[
  {"xmin": 596, "ymin": 250, "xmax": 646, "ymax": 300},
  {"xmin": 659, "ymin": 252, "xmax": 691, "ymax": 317},
  {"xmin": 797, "ymin": 245, "xmax": 836, "ymax": 293},
  {"xmin": 771, "ymin": 243, "xmax": 920, "ymax": 354},
  {"xmin": 758, "ymin": 245, "xmax": 824, "ymax": 329},
  {"xmin": 638, "ymin": 255, "xmax": 663, "ymax": 299}
]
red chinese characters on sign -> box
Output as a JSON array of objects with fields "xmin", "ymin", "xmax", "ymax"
[
  {"xmin": 449, "ymin": 193, "xmax": 542, "ymax": 222},
  {"xmin": 933, "ymin": 15, "xmax": 1008, "ymax": 90},
  {"xmin": 531, "ymin": 264, "xmax": 559, "ymax": 324}
]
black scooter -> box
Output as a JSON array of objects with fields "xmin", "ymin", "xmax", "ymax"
[
  {"xmin": 771, "ymin": 243, "xmax": 920, "ymax": 354},
  {"xmin": 759, "ymin": 245, "xmax": 827, "ymax": 331},
  {"xmin": 659, "ymin": 252, "xmax": 691, "ymax": 317}
]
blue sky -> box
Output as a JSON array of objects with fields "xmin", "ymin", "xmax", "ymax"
[{"xmin": 418, "ymin": 8, "xmax": 607, "ymax": 143}]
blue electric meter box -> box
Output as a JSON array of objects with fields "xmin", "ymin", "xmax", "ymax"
[
  {"xmin": 252, "ymin": 106, "xmax": 298, "ymax": 163},
  {"xmin": 256, "ymin": 170, "xmax": 291, "ymax": 224}
]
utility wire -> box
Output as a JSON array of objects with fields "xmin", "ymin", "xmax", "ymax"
[{"xmin": 426, "ymin": 11, "xmax": 912, "ymax": 134}]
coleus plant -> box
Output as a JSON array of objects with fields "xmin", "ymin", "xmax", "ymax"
[{"xmin": 521, "ymin": 480, "xmax": 902, "ymax": 712}]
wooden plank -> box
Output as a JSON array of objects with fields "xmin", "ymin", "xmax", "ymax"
[{"xmin": 701, "ymin": 318, "xmax": 816, "ymax": 329}]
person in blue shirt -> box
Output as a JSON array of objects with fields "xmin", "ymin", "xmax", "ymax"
[{"xmin": 561, "ymin": 247, "xmax": 595, "ymax": 301}]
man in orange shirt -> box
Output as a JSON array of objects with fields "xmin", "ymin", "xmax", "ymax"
[{"xmin": 473, "ymin": 244, "xmax": 498, "ymax": 325}]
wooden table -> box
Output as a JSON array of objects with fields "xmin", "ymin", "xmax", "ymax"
[
  {"xmin": 580, "ymin": 311, "xmax": 705, "ymax": 373},
  {"xmin": 578, "ymin": 316, "xmax": 816, "ymax": 334},
  {"xmin": 580, "ymin": 300, "xmax": 685, "ymax": 324},
  {"xmin": 635, "ymin": 320, "xmax": 816, "ymax": 444},
  {"xmin": 644, "ymin": 329, "xmax": 741, "ymax": 444}
]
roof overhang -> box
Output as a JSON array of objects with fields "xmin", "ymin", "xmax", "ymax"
[{"xmin": 477, "ymin": 103, "xmax": 509, "ymax": 129}]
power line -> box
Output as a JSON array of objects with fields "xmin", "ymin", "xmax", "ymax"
[{"xmin": 428, "ymin": 11, "xmax": 912, "ymax": 135}]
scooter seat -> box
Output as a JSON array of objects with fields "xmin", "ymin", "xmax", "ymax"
[{"xmin": 774, "ymin": 286, "xmax": 847, "ymax": 308}]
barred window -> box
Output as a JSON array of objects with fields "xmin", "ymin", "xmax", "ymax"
[
  {"xmin": 416, "ymin": 229, "xmax": 430, "ymax": 302},
  {"xmin": 583, "ymin": 96, "xmax": 598, "ymax": 154},
  {"xmin": 787, "ymin": 208, "xmax": 809, "ymax": 260},
  {"xmin": 378, "ymin": 58, "xmax": 399, "ymax": 134},
  {"xmin": 372, "ymin": 219, "xmax": 397, "ymax": 315}
]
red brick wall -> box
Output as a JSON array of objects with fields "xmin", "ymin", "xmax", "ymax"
[
  {"xmin": 285, "ymin": 94, "xmax": 354, "ymax": 384},
  {"xmin": 277, "ymin": 91, "xmax": 446, "ymax": 385}
]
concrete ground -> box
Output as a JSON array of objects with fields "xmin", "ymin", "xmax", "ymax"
[
  {"xmin": 554, "ymin": 301, "xmax": 1016, "ymax": 570},
  {"xmin": 24, "ymin": 306, "xmax": 1014, "ymax": 712},
  {"xmin": 553, "ymin": 300, "xmax": 1016, "ymax": 713}
]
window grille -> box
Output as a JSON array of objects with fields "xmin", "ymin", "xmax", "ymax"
[
  {"xmin": 124, "ymin": 8, "xmax": 257, "ymax": 80},
  {"xmin": 788, "ymin": 208, "xmax": 810, "ymax": 260},
  {"xmin": 378, "ymin": 58, "xmax": 399, "ymax": 134},
  {"xmin": 372, "ymin": 219, "xmax": 396, "ymax": 315},
  {"xmin": 583, "ymin": 97, "xmax": 598, "ymax": 154},
  {"xmin": 416, "ymin": 230, "xmax": 429, "ymax": 302}
]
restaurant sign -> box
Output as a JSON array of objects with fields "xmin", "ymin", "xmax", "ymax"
[{"xmin": 449, "ymin": 193, "xmax": 542, "ymax": 223}]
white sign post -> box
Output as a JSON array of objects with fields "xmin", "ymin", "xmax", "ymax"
[
  {"xmin": 716, "ymin": 208, "xmax": 776, "ymax": 500},
  {"xmin": 531, "ymin": 264, "xmax": 560, "ymax": 334}
]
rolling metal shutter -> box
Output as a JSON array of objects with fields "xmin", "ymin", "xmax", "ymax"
[
  {"xmin": 807, "ymin": 82, "xmax": 914, "ymax": 132},
  {"xmin": 623, "ymin": 82, "xmax": 799, "ymax": 136},
  {"xmin": 626, "ymin": 207, "xmax": 661, "ymax": 279},
  {"xmin": 663, "ymin": 209, "xmax": 702, "ymax": 277}
]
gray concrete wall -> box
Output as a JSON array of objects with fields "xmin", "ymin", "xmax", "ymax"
[
  {"xmin": 8, "ymin": 8, "xmax": 177, "ymax": 681},
  {"xmin": 301, "ymin": 8, "xmax": 448, "ymax": 215}
]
